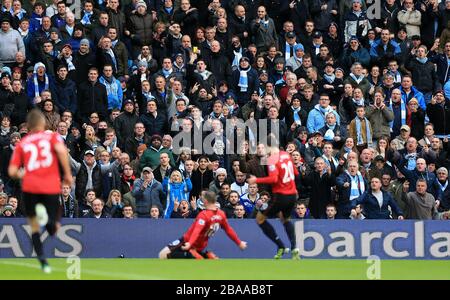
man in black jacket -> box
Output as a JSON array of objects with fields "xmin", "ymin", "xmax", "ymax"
[
  {"xmin": 77, "ymin": 67, "xmax": 108, "ymax": 124},
  {"xmin": 202, "ymin": 40, "xmax": 232, "ymax": 85},
  {"xmin": 124, "ymin": 122, "xmax": 151, "ymax": 161},
  {"xmin": 114, "ymin": 99, "xmax": 139, "ymax": 148}
]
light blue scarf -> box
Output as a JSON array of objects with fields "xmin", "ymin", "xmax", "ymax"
[
  {"xmin": 162, "ymin": 68, "xmax": 172, "ymax": 78},
  {"xmin": 285, "ymin": 42, "xmax": 294, "ymax": 60},
  {"xmin": 416, "ymin": 57, "xmax": 428, "ymax": 64},
  {"xmin": 232, "ymin": 48, "xmax": 243, "ymax": 70},
  {"xmin": 238, "ymin": 66, "xmax": 250, "ymax": 92},
  {"xmin": 350, "ymin": 73, "xmax": 364, "ymax": 84},
  {"xmin": 389, "ymin": 98, "xmax": 406, "ymax": 131},
  {"xmin": 81, "ymin": 10, "xmax": 93, "ymax": 25},
  {"xmin": 345, "ymin": 170, "xmax": 365, "ymax": 200},
  {"xmin": 291, "ymin": 106, "xmax": 301, "ymax": 125},
  {"xmin": 33, "ymin": 73, "xmax": 49, "ymax": 99},
  {"xmin": 324, "ymin": 73, "xmax": 335, "ymax": 83},
  {"xmin": 355, "ymin": 117, "xmax": 372, "ymax": 146}
]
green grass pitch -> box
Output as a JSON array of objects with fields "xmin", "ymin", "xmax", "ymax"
[{"xmin": 1, "ymin": 259, "xmax": 449, "ymax": 280}]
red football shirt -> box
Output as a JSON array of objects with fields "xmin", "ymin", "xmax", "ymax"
[
  {"xmin": 183, "ymin": 208, "xmax": 241, "ymax": 252},
  {"xmin": 256, "ymin": 150, "xmax": 299, "ymax": 195},
  {"xmin": 9, "ymin": 131, "xmax": 64, "ymax": 194}
]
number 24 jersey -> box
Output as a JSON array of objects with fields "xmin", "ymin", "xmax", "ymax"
[{"xmin": 256, "ymin": 151, "xmax": 299, "ymax": 195}]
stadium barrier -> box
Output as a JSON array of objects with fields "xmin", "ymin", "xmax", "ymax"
[{"xmin": 0, "ymin": 219, "xmax": 448, "ymax": 259}]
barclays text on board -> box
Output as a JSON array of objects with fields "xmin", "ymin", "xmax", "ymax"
[{"xmin": 0, "ymin": 219, "xmax": 448, "ymax": 259}]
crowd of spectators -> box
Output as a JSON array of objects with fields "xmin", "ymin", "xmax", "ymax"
[{"xmin": 0, "ymin": 0, "xmax": 449, "ymax": 221}]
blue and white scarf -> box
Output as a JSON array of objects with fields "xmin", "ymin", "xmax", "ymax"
[
  {"xmin": 323, "ymin": 154, "xmax": 338, "ymax": 169},
  {"xmin": 231, "ymin": 48, "xmax": 243, "ymax": 70},
  {"xmin": 352, "ymin": 97, "xmax": 365, "ymax": 106},
  {"xmin": 324, "ymin": 73, "xmax": 335, "ymax": 83},
  {"xmin": 350, "ymin": 73, "xmax": 364, "ymax": 84},
  {"xmin": 106, "ymin": 49, "xmax": 117, "ymax": 71},
  {"xmin": 81, "ymin": 10, "xmax": 93, "ymax": 25},
  {"xmin": 416, "ymin": 57, "xmax": 428, "ymax": 64},
  {"xmin": 65, "ymin": 24, "xmax": 74, "ymax": 36},
  {"xmin": 345, "ymin": 170, "xmax": 365, "ymax": 200},
  {"xmin": 291, "ymin": 106, "xmax": 302, "ymax": 125},
  {"xmin": 162, "ymin": 68, "xmax": 172, "ymax": 78},
  {"xmin": 238, "ymin": 67, "xmax": 250, "ymax": 92},
  {"xmin": 355, "ymin": 117, "xmax": 372, "ymax": 146},
  {"xmin": 437, "ymin": 180, "xmax": 448, "ymax": 192},
  {"xmin": 324, "ymin": 124, "xmax": 336, "ymax": 141},
  {"xmin": 285, "ymin": 42, "xmax": 294, "ymax": 60},
  {"xmin": 143, "ymin": 91, "xmax": 155, "ymax": 102},
  {"xmin": 389, "ymin": 98, "xmax": 406, "ymax": 131},
  {"xmin": 33, "ymin": 73, "xmax": 49, "ymax": 99}
]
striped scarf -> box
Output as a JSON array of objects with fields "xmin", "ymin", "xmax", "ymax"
[
  {"xmin": 389, "ymin": 98, "xmax": 406, "ymax": 131},
  {"xmin": 33, "ymin": 73, "xmax": 49, "ymax": 99},
  {"xmin": 355, "ymin": 117, "xmax": 372, "ymax": 146},
  {"xmin": 238, "ymin": 66, "xmax": 250, "ymax": 92},
  {"xmin": 345, "ymin": 170, "xmax": 365, "ymax": 200}
]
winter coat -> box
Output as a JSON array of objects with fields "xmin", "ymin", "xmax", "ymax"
[
  {"xmin": 397, "ymin": 9, "xmax": 421, "ymax": 38},
  {"xmin": 132, "ymin": 178, "xmax": 165, "ymax": 217},
  {"xmin": 162, "ymin": 177, "xmax": 192, "ymax": 218},
  {"xmin": 127, "ymin": 12, "xmax": 153, "ymax": 47},
  {"xmin": 365, "ymin": 105, "xmax": 395, "ymax": 140},
  {"xmin": 113, "ymin": 110, "xmax": 139, "ymax": 147},
  {"xmin": 426, "ymin": 101, "xmax": 450, "ymax": 135},
  {"xmin": 77, "ymin": 80, "xmax": 108, "ymax": 123},
  {"xmin": 405, "ymin": 55, "xmax": 441, "ymax": 94},
  {"xmin": 352, "ymin": 190, "xmax": 403, "ymax": 219},
  {"xmin": 50, "ymin": 77, "xmax": 78, "ymax": 113}
]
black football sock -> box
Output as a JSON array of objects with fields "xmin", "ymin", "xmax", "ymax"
[
  {"xmin": 31, "ymin": 232, "xmax": 46, "ymax": 264},
  {"xmin": 259, "ymin": 221, "xmax": 285, "ymax": 249},
  {"xmin": 283, "ymin": 221, "xmax": 296, "ymax": 249}
]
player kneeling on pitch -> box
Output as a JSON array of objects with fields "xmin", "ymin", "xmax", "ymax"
[{"xmin": 159, "ymin": 191, "xmax": 247, "ymax": 259}]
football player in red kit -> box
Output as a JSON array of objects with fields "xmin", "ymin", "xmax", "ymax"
[
  {"xmin": 8, "ymin": 109, "xmax": 72, "ymax": 273},
  {"xmin": 159, "ymin": 191, "xmax": 247, "ymax": 259},
  {"xmin": 247, "ymin": 145, "xmax": 300, "ymax": 259}
]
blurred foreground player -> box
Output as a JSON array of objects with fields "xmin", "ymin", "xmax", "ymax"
[
  {"xmin": 247, "ymin": 144, "xmax": 300, "ymax": 259},
  {"xmin": 159, "ymin": 191, "xmax": 247, "ymax": 259},
  {"xmin": 8, "ymin": 109, "xmax": 72, "ymax": 273}
]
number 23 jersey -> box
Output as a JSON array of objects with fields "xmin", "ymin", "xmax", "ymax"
[{"xmin": 10, "ymin": 131, "xmax": 64, "ymax": 194}]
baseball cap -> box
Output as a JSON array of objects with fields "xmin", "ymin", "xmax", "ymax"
[
  {"xmin": 313, "ymin": 31, "xmax": 322, "ymax": 39},
  {"xmin": 124, "ymin": 99, "xmax": 134, "ymax": 105},
  {"xmin": 285, "ymin": 31, "xmax": 296, "ymax": 39},
  {"xmin": 411, "ymin": 35, "xmax": 421, "ymax": 41},
  {"xmin": 142, "ymin": 166, "xmax": 153, "ymax": 173},
  {"xmin": 400, "ymin": 125, "xmax": 411, "ymax": 132},
  {"xmin": 84, "ymin": 150, "xmax": 95, "ymax": 156},
  {"xmin": 62, "ymin": 44, "xmax": 72, "ymax": 50},
  {"xmin": 308, "ymin": 131, "xmax": 323, "ymax": 139},
  {"xmin": 374, "ymin": 155, "xmax": 385, "ymax": 162},
  {"xmin": 349, "ymin": 36, "xmax": 359, "ymax": 43}
]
